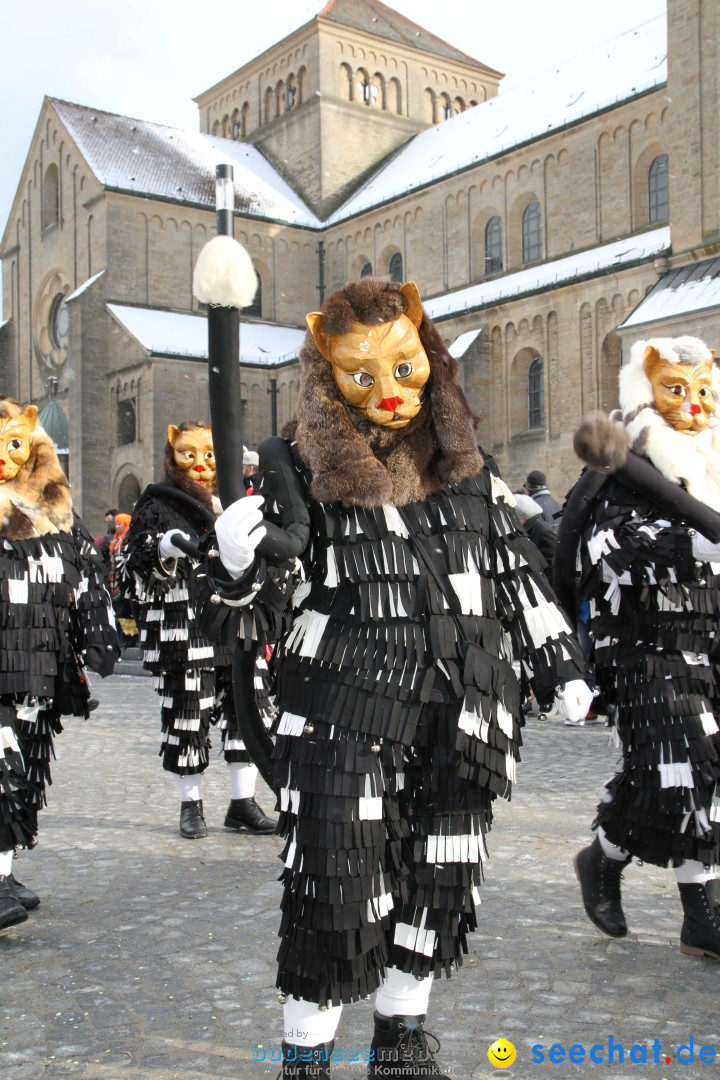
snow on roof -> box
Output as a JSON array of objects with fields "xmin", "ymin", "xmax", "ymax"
[
  {"xmin": 448, "ymin": 329, "xmax": 482, "ymax": 358},
  {"xmin": 66, "ymin": 270, "xmax": 105, "ymax": 302},
  {"xmin": 107, "ymin": 305, "xmax": 305, "ymax": 366},
  {"xmin": 424, "ymin": 227, "xmax": 670, "ymax": 320},
  {"xmin": 620, "ymin": 257, "xmax": 720, "ymax": 329},
  {"xmin": 50, "ymin": 99, "xmax": 321, "ymax": 228},
  {"xmin": 329, "ymin": 16, "xmax": 666, "ymax": 224}
]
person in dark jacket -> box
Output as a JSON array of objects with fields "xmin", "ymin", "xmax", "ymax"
[
  {"xmin": 195, "ymin": 277, "xmax": 591, "ymax": 1079},
  {"xmin": 0, "ymin": 397, "xmax": 118, "ymax": 931},
  {"xmin": 513, "ymin": 493, "xmax": 558, "ymax": 581},
  {"xmin": 124, "ymin": 422, "xmax": 276, "ymax": 840},
  {"xmin": 524, "ymin": 470, "xmax": 562, "ymax": 528}
]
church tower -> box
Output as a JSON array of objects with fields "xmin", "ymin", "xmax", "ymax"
[
  {"xmin": 665, "ymin": 0, "xmax": 720, "ymax": 259},
  {"xmin": 194, "ymin": 0, "xmax": 502, "ymax": 218}
]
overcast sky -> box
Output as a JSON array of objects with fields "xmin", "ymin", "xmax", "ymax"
[{"xmin": 1, "ymin": 0, "xmax": 666, "ymax": 236}]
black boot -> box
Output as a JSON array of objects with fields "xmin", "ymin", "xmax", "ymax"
[
  {"xmin": 573, "ymin": 835, "xmax": 631, "ymax": 937},
  {"xmin": 180, "ymin": 800, "xmax": 208, "ymax": 839},
  {"xmin": 0, "ymin": 874, "xmax": 29, "ymax": 930},
  {"xmin": 8, "ymin": 872, "xmax": 40, "ymax": 910},
  {"xmin": 678, "ymin": 881, "xmax": 720, "ymax": 960},
  {"xmin": 368, "ymin": 1012, "xmax": 451, "ymax": 1078},
  {"xmin": 224, "ymin": 797, "xmax": 277, "ymax": 835},
  {"xmin": 279, "ymin": 1040, "xmax": 333, "ymax": 1079}
]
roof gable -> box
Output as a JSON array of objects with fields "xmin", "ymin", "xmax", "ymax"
[
  {"xmin": 48, "ymin": 98, "xmax": 320, "ymax": 228},
  {"xmin": 317, "ymin": 0, "xmax": 499, "ymax": 72}
]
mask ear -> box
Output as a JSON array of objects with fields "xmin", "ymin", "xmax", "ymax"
[
  {"xmin": 306, "ymin": 312, "xmax": 333, "ymax": 361},
  {"xmin": 167, "ymin": 424, "xmax": 180, "ymax": 447},
  {"xmin": 643, "ymin": 344, "xmax": 663, "ymax": 381},
  {"xmin": 400, "ymin": 282, "xmax": 423, "ymax": 328},
  {"xmin": 22, "ymin": 404, "xmax": 38, "ymax": 432}
]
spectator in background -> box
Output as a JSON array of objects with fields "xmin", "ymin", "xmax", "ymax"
[
  {"xmin": 108, "ymin": 513, "xmax": 137, "ymax": 647},
  {"xmin": 95, "ymin": 507, "xmax": 119, "ymax": 572},
  {"xmin": 514, "ymin": 493, "xmax": 558, "ymax": 582},
  {"xmin": 524, "ymin": 470, "xmax": 562, "ymax": 528},
  {"xmin": 243, "ymin": 448, "xmax": 259, "ymax": 494}
]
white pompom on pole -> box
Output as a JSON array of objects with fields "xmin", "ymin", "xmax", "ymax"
[{"xmin": 192, "ymin": 234, "xmax": 258, "ymax": 310}]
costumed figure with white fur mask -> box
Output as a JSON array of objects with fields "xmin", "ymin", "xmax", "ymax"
[
  {"xmin": 555, "ymin": 336, "xmax": 720, "ymax": 961},
  {"xmin": 123, "ymin": 422, "xmax": 277, "ymax": 840},
  {"xmin": 195, "ymin": 275, "xmax": 590, "ymax": 1079},
  {"xmin": 0, "ymin": 397, "xmax": 119, "ymax": 932}
]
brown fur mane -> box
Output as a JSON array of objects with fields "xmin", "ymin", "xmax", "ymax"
[
  {"xmin": 285, "ymin": 278, "xmax": 483, "ymax": 507},
  {"xmin": 0, "ymin": 396, "xmax": 73, "ymax": 539}
]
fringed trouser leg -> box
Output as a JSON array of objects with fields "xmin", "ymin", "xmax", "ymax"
[
  {"xmin": 273, "ymin": 703, "xmax": 493, "ymax": 1008},
  {"xmin": 0, "ymin": 702, "xmax": 38, "ymax": 851},
  {"xmin": 155, "ymin": 668, "xmax": 216, "ymax": 775}
]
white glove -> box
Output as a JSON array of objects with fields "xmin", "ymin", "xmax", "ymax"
[
  {"xmin": 215, "ymin": 494, "xmax": 267, "ymax": 579},
  {"xmin": 555, "ymin": 679, "xmax": 594, "ymax": 723},
  {"xmin": 158, "ymin": 530, "xmax": 191, "ymax": 560},
  {"xmin": 691, "ymin": 532, "xmax": 720, "ymax": 562}
]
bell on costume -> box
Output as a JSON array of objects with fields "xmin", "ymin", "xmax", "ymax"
[
  {"xmin": 678, "ymin": 880, "xmax": 720, "ymax": 961},
  {"xmin": 180, "ymin": 799, "xmax": 208, "ymax": 839},
  {"xmin": 573, "ymin": 834, "xmax": 631, "ymax": 938},
  {"xmin": 224, "ymin": 797, "xmax": 277, "ymax": 834},
  {"xmin": 369, "ymin": 1012, "xmax": 452, "ymax": 1078}
]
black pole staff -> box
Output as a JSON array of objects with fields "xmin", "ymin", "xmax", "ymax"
[{"xmin": 193, "ymin": 165, "xmax": 275, "ymax": 786}]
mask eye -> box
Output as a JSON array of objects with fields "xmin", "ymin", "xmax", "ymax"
[
  {"xmin": 668, "ymin": 385, "xmax": 685, "ymax": 397},
  {"xmin": 8, "ymin": 438, "xmax": 22, "ymax": 451},
  {"xmin": 699, "ymin": 386, "xmax": 710, "ymax": 398},
  {"xmin": 394, "ymin": 362, "xmax": 413, "ymax": 379},
  {"xmin": 353, "ymin": 372, "xmax": 374, "ymax": 387}
]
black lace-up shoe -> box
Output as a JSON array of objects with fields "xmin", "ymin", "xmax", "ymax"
[
  {"xmin": 180, "ymin": 800, "xmax": 208, "ymax": 839},
  {"xmin": 369, "ymin": 1012, "xmax": 452, "ymax": 1078},
  {"xmin": 678, "ymin": 881, "xmax": 720, "ymax": 960},
  {"xmin": 7, "ymin": 872, "xmax": 40, "ymax": 910},
  {"xmin": 0, "ymin": 874, "xmax": 29, "ymax": 930},
  {"xmin": 573, "ymin": 835, "xmax": 631, "ymax": 937},
  {"xmin": 224, "ymin": 797, "xmax": 277, "ymax": 834}
]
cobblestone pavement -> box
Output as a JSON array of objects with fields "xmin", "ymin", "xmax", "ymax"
[{"xmin": 2, "ymin": 674, "xmax": 718, "ymax": 1080}]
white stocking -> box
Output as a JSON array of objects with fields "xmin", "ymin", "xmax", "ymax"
[
  {"xmin": 674, "ymin": 859, "xmax": 714, "ymax": 884},
  {"xmin": 597, "ymin": 826, "xmax": 630, "ymax": 861},
  {"xmin": 283, "ymin": 995, "xmax": 343, "ymax": 1047},
  {"xmin": 173, "ymin": 774, "xmax": 202, "ymax": 803},
  {"xmin": 229, "ymin": 761, "xmax": 258, "ymax": 800},
  {"xmin": 375, "ymin": 967, "xmax": 434, "ymax": 1018},
  {"xmin": 0, "ymin": 850, "xmax": 13, "ymax": 876}
]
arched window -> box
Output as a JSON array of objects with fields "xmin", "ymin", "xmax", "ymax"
[
  {"xmin": 388, "ymin": 253, "xmax": 403, "ymax": 282},
  {"xmin": 118, "ymin": 474, "xmax": 141, "ymax": 514},
  {"xmin": 117, "ymin": 399, "xmax": 136, "ymax": 446},
  {"xmin": 286, "ymin": 75, "xmax": 297, "ymax": 110},
  {"xmin": 245, "ymin": 273, "xmax": 263, "ymax": 318},
  {"xmin": 357, "ymin": 70, "xmax": 378, "ymax": 106},
  {"xmin": 42, "ymin": 163, "xmax": 59, "ymax": 230},
  {"xmin": 522, "ymin": 201, "xmax": 542, "ymax": 263},
  {"xmin": 528, "ymin": 357, "xmax": 544, "ymax": 429},
  {"xmin": 231, "ymin": 109, "xmax": 241, "ymax": 140},
  {"xmin": 264, "ymin": 87, "xmax": 274, "ymax": 124},
  {"xmin": 484, "ymin": 216, "xmax": 503, "ymax": 274},
  {"xmin": 360, "ymin": 261, "xmax": 373, "ymax": 278},
  {"xmin": 648, "ymin": 153, "xmax": 669, "ymax": 223}
]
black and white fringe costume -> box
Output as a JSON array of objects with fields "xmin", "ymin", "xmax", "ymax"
[
  {"xmin": 0, "ymin": 520, "xmax": 118, "ymax": 852},
  {"xmin": 566, "ymin": 339, "xmax": 720, "ymax": 869},
  {"xmin": 125, "ymin": 480, "xmax": 274, "ymax": 775},
  {"xmin": 197, "ymin": 437, "xmax": 585, "ymax": 1007}
]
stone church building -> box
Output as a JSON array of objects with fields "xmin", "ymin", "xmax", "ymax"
[{"xmin": 2, "ymin": 0, "xmax": 719, "ymax": 531}]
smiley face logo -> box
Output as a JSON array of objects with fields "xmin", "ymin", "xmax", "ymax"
[{"xmin": 488, "ymin": 1039, "xmax": 517, "ymax": 1068}]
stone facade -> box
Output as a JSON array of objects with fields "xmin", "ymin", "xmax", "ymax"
[{"xmin": 1, "ymin": 0, "xmax": 718, "ymax": 533}]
